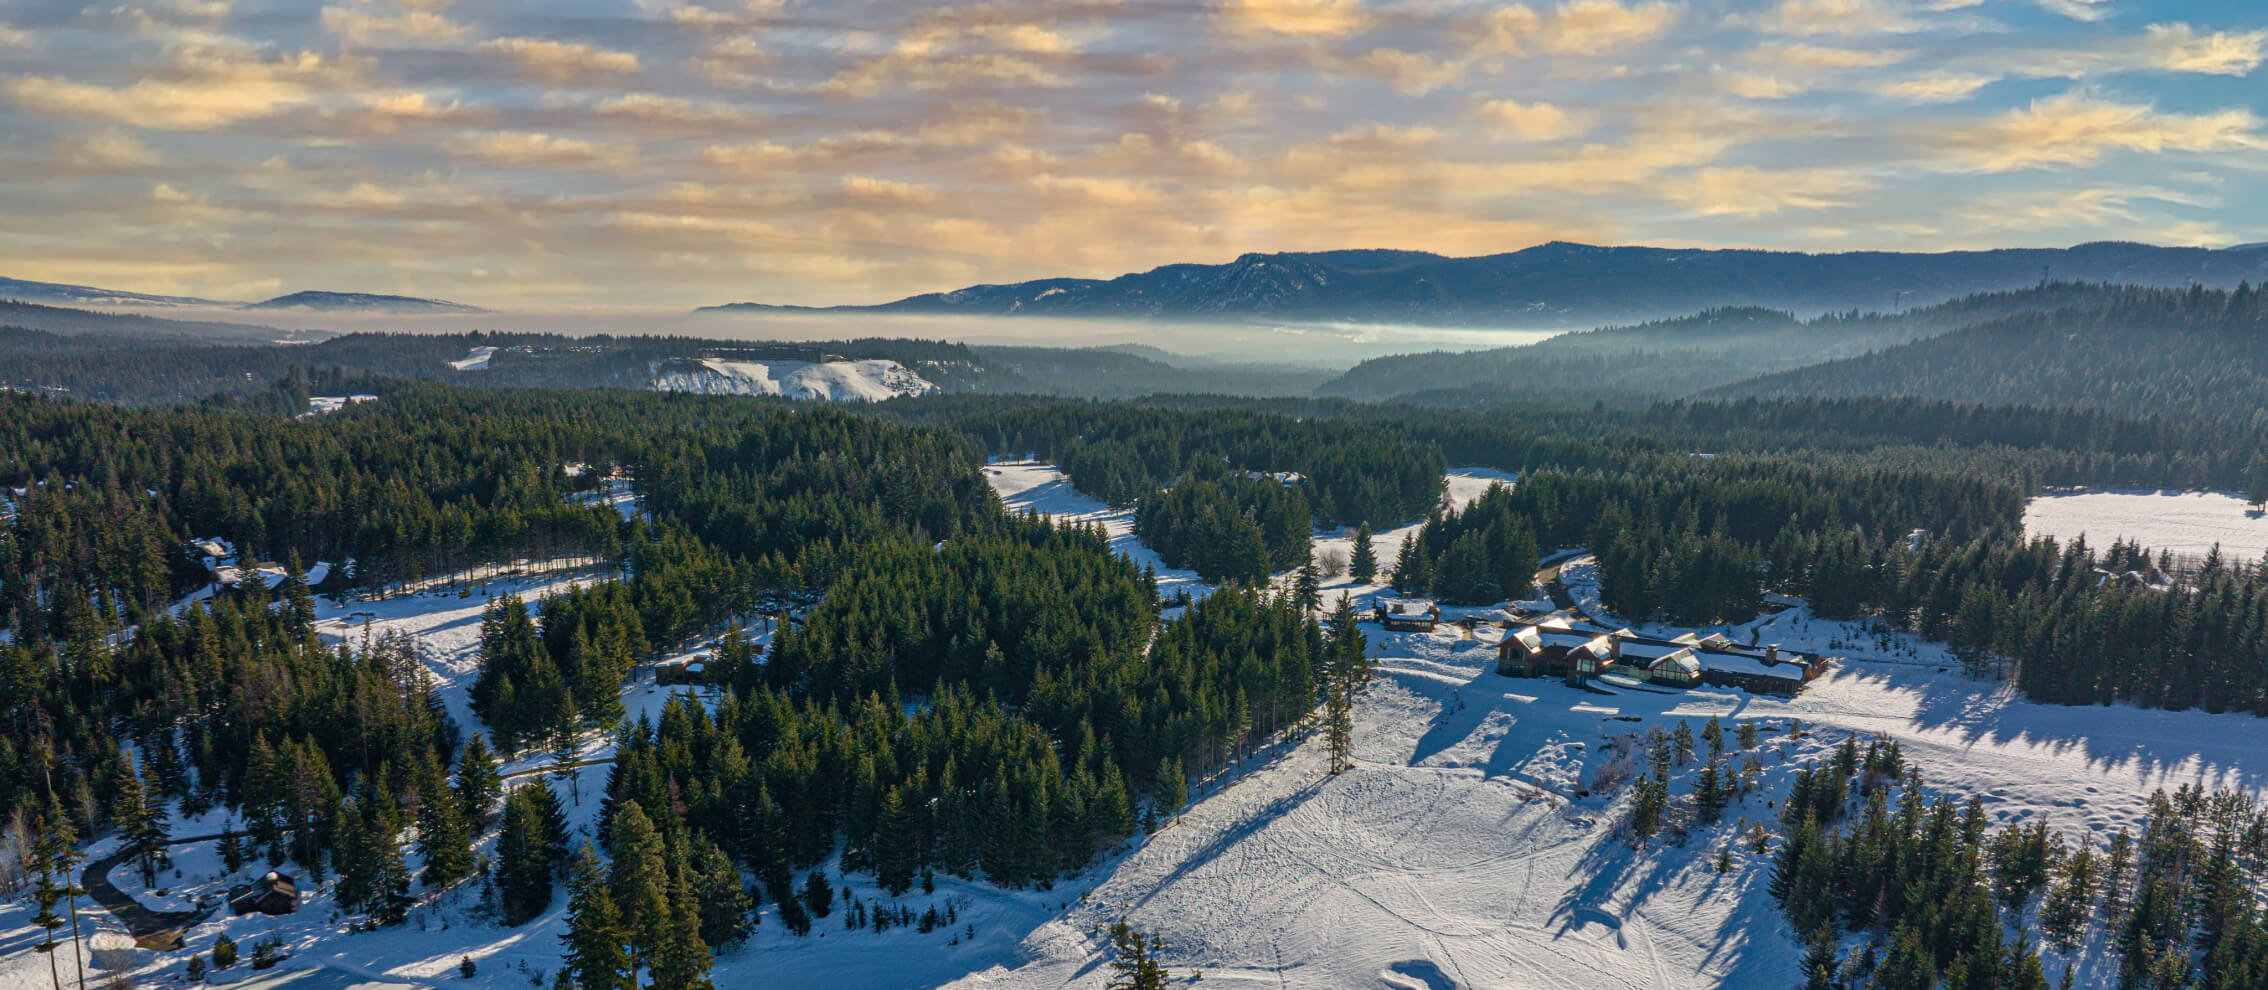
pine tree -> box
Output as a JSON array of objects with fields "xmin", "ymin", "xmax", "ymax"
[
  {"xmin": 218, "ymin": 821, "xmax": 246, "ymax": 874},
  {"xmin": 800, "ymin": 869, "xmax": 834, "ymax": 919},
  {"xmin": 650, "ymin": 866, "xmax": 716, "ymax": 990},
  {"xmin": 689, "ymin": 839, "xmax": 751, "ymax": 949},
  {"xmin": 115, "ymin": 757, "xmax": 170, "ymax": 887},
  {"xmin": 1101, "ymin": 917, "xmax": 1175, "ymax": 990},
  {"xmin": 369, "ymin": 813, "xmax": 413, "ymax": 925},
  {"xmin": 417, "ymin": 765, "xmax": 474, "ymax": 889},
  {"xmin": 455, "ymin": 734, "xmax": 503, "ymax": 834},
  {"xmin": 496, "ymin": 787, "xmax": 555, "ymax": 925},
  {"xmin": 607, "ymin": 803, "xmax": 671, "ymax": 983},
  {"xmin": 1801, "ymin": 922, "xmax": 1839, "ymax": 990},
  {"xmin": 1324, "ymin": 673, "xmax": 1353, "ymax": 776},
  {"xmin": 1350, "ymin": 523, "xmax": 1377, "ymax": 583},
  {"xmin": 562, "ymin": 845, "xmax": 630, "ymax": 990}
]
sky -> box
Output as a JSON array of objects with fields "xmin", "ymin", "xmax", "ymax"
[{"xmin": 0, "ymin": 0, "xmax": 2263, "ymax": 309}]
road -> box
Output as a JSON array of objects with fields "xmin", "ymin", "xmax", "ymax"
[{"xmin": 81, "ymin": 834, "xmax": 225, "ymax": 950}]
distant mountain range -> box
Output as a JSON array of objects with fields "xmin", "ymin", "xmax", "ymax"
[
  {"xmin": 243, "ymin": 290, "xmax": 488, "ymax": 314},
  {"xmin": 699, "ymin": 241, "xmax": 2268, "ymax": 328},
  {"xmin": 0, "ymin": 276, "xmax": 236, "ymax": 308},
  {"xmin": 1, "ymin": 276, "xmax": 488, "ymax": 315}
]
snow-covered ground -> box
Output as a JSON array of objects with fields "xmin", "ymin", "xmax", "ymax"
[
  {"xmin": 448, "ymin": 346, "xmax": 498, "ymax": 371},
  {"xmin": 2025, "ymin": 489, "xmax": 2268, "ymax": 561},
  {"xmin": 566, "ymin": 476, "xmax": 643, "ymax": 522},
  {"xmin": 652, "ymin": 358, "xmax": 937, "ymax": 402},
  {"xmin": 19, "ymin": 465, "xmax": 2268, "ymax": 990},
  {"xmin": 303, "ymin": 394, "xmax": 376, "ymax": 416},
  {"xmin": 984, "ymin": 461, "xmax": 1213, "ymax": 601}
]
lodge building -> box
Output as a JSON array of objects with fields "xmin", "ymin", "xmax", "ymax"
[{"xmin": 1497, "ymin": 620, "xmax": 1829, "ymax": 696}]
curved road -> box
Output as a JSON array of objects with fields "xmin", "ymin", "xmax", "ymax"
[{"xmin": 82, "ymin": 834, "xmax": 225, "ymax": 950}]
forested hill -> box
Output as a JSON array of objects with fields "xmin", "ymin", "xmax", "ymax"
[
  {"xmin": 701, "ymin": 241, "xmax": 2268, "ymax": 328},
  {"xmin": 1706, "ymin": 284, "xmax": 2268, "ymax": 437},
  {"xmin": 1314, "ymin": 283, "xmax": 2135, "ymax": 404}
]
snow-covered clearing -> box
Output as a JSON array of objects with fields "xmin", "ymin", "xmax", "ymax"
[
  {"xmin": 942, "ymin": 614, "xmax": 2268, "ymax": 989},
  {"xmin": 984, "ymin": 461, "xmax": 1214, "ymax": 601},
  {"xmin": 447, "ymin": 346, "xmax": 497, "ymax": 371},
  {"xmin": 652, "ymin": 358, "xmax": 937, "ymax": 402},
  {"xmin": 1442, "ymin": 466, "xmax": 1518, "ymax": 513},
  {"xmin": 2025, "ymin": 489, "xmax": 2268, "ymax": 561},
  {"xmin": 303, "ymin": 394, "xmax": 375, "ymax": 417},
  {"xmin": 566, "ymin": 476, "xmax": 643, "ymax": 522}
]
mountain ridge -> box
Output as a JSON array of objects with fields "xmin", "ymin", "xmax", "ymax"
[{"xmin": 697, "ymin": 241, "xmax": 2268, "ymax": 329}]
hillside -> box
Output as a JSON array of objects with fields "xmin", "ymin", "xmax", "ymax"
[
  {"xmin": 246, "ymin": 290, "xmax": 490, "ymax": 314},
  {"xmin": 1316, "ymin": 283, "xmax": 2135, "ymax": 404},
  {"xmin": 973, "ymin": 345, "xmax": 1334, "ymax": 399},
  {"xmin": 701, "ymin": 241, "xmax": 2268, "ymax": 329},
  {"xmin": 651, "ymin": 357, "xmax": 940, "ymax": 401},
  {"xmin": 0, "ymin": 298, "xmax": 310, "ymax": 344},
  {"xmin": 1706, "ymin": 285, "xmax": 2268, "ymax": 435},
  {"xmin": 0, "ymin": 275, "xmax": 236, "ymax": 307}
]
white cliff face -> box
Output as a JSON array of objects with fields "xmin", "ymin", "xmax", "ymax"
[{"xmin": 650, "ymin": 357, "xmax": 938, "ymax": 401}]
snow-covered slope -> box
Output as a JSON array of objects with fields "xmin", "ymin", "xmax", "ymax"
[
  {"xmin": 2024, "ymin": 489, "xmax": 2268, "ymax": 560},
  {"xmin": 651, "ymin": 357, "xmax": 938, "ymax": 402}
]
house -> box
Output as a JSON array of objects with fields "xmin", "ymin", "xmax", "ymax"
[
  {"xmin": 229, "ymin": 871, "xmax": 299, "ymax": 916},
  {"xmin": 1374, "ymin": 598, "xmax": 1441, "ymax": 632},
  {"xmin": 655, "ymin": 658, "xmax": 707, "ymax": 686}
]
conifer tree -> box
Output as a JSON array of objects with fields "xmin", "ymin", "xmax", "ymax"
[
  {"xmin": 1101, "ymin": 917, "xmax": 1175, "ymax": 990},
  {"xmin": 455, "ymin": 734, "xmax": 503, "ymax": 834},
  {"xmin": 496, "ymin": 787, "xmax": 555, "ymax": 925},
  {"xmin": 1349, "ymin": 523, "xmax": 1377, "ymax": 583},
  {"xmin": 607, "ymin": 803, "xmax": 671, "ymax": 983},
  {"xmin": 417, "ymin": 765, "xmax": 474, "ymax": 889},
  {"xmin": 689, "ymin": 839, "xmax": 751, "ymax": 950},
  {"xmin": 115, "ymin": 757, "xmax": 170, "ymax": 887},
  {"xmin": 562, "ymin": 845, "xmax": 630, "ymax": 990},
  {"xmin": 649, "ymin": 869, "xmax": 714, "ymax": 990}
]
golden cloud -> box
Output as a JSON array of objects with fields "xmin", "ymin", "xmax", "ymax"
[
  {"xmin": 2145, "ymin": 23, "xmax": 2268, "ymax": 76},
  {"xmin": 478, "ymin": 37, "xmax": 640, "ymax": 83},
  {"xmin": 319, "ymin": 5, "xmax": 467, "ymax": 46},
  {"xmin": 1656, "ymin": 165, "xmax": 1870, "ymax": 215},
  {"xmin": 1479, "ymin": 0, "xmax": 1681, "ymax": 57},
  {"xmin": 450, "ymin": 130, "xmax": 631, "ymax": 168},
  {"xmin": 6, "ymin": 47, "xmax": 351, "ymax": 130},
  {"xmin": 1478, "ymin": 98, "xmax": 1591, "ymax": 140},
  {"xmin": 1220, "ymin": 0, "xmax": 1372, "ymax": 38},
  {"xmin": 1930, "ymin": 92, "xmax": 2266, "ymax": 172}
]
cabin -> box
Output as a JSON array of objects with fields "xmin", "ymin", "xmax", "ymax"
[
  {"xmin": 229, "ymin": 871, "xmax": 299, "ymax": 916},
  {"xmin": 1374, "ymin": 598, "xmax": 1442, "ymax": 632},
  {"xmin": 1643, "ymin": 648, "xmax": 1704, "ymax": 687},
  {"xmin": 655, "ymin": 658, "xmax": 708, "ymax": 686}
]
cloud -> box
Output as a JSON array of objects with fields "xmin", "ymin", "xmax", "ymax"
[
  {"xmin": 2144, "ymin": 23, "xmax": 2268, "ymax": 76},
  {"xmin": 319, "ymin": 5, "xmax": 467, "ymax": 45},
  {"xmin": 1737, "ymin": 0, "xmax": 1919, "ymax": 38},
  {"xmin": 0, "ymin": 23, "xmax": 29, "ymax": 47},
  {"xmin": 1928, "ymin": 92, "xmax": 2266, "ymax": 171},
  {"xmin": 449, "ymin": 130, "xmax": 630, "ymax": 167},
  {"xmin": 1879, "ymin": 71, "xmax": 1996, "ymax": 103},
  {"xmin": 1478, "ymin": 98, "xmax": 1592, "ymax": 139},
  {"xmin": 2036, "ymin": 0, "xmax": 2112, "ymax": 21},
  {"xmin": 593, "ymin": 93, "xmax": 756, "ymax": 130},
  {"xmin": 59, "ymin": 131, "xmax": 162, "ymax": 167},
  {"xmin": 478, "ymin": 37, "xmax": 640, "ymax": 83},
  {"xmin": 1657, "ymin": 166, "xmax": 1870, "ymax": 214},
  {"xmin": 1480, "ymin": 1, "xmax": 1682, "ymax": 56},
  {"xmin": 1220, "ymin": 0, "xmax": 1371, "ymax": 38},
  {"xmin": 842, "ymin": 175, "xmax": 940, "ymax": 206},
  {"xmin": 5, "ymin": 47, "xmax": 350, "ymax": 130}
]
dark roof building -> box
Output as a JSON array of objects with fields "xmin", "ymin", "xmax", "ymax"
[{"xmin": 229, "ymin": 871, "xmax": 299, "ymax": 916}]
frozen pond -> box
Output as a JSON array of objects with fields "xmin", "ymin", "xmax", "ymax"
[{"xmin": 2023, "ymin": 489, "xmax": 2268, "ymax": 560}]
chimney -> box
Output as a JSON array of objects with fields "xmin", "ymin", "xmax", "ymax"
[{"xmin": 1765, "ymin": 644, "xmax": 1779, "ymax": 664}]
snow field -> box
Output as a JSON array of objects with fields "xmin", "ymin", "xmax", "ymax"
[{"xmin": 2024, "ymin": 489, "xmax": 2268, "ymax": 561}]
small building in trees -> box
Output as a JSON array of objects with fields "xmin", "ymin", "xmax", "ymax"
[
  {"xmin": 228, "ymin": 871, "xmax": 299, "ymax": 916},
  {"xmin": 655, "ymin": 658, "xmax": 707, "ymax": 686},
  {"xmin": 1374, "ymin": 598, "xmax": 1441, "ymax": 632}
]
